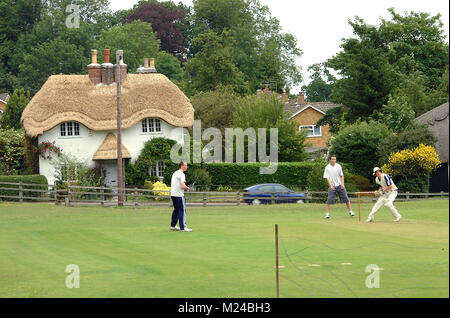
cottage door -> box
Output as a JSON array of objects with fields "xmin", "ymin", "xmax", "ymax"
[{"xmin": 103, "ymin": 161, "xmax": 118, "ymax": 190}]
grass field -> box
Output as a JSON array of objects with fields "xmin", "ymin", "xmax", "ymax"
[{"xmin": 0, "ymin": 199, "xmax": 448, "ymax": 298}]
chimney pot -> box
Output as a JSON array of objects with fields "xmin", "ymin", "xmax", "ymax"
[
  {"xmin": 104, "ymin": 49, "xmax": 110, "ymax": 63},
  {"xmin": 101, "ymin": 48, "xmax": 114, "ymax": 85},
  {"xmin": 136, "ymin": 57, "xmax": 157, "ymax": 74},
  {"xmin": 88, "ymin": 49, "xmax": 101, "ymax": 85}
]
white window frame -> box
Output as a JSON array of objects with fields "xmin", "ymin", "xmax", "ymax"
[
  {"xmin": 142, "ymin": 118, "xmax": 162, "ymax": 133},
  {"xmin": 60, "ymin": 121, "xmax": 80, "ymax": 137},
  {"xmin": 300, "ymin": 125, "xmax": 322, "ymax": 137},
  {"xmin": 148, "ymin": 160, "xmax": 166, "ymax": 179}
]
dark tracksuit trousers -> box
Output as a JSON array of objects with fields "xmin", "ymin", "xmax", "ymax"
[{"xmin": 171, "ymin": 196, "xmax": 185, "ymax": 230}]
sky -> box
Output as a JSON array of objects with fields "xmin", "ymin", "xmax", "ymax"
[{"xmin": 109, "ymin": 0, "xmax": 449, "ymax": 93}]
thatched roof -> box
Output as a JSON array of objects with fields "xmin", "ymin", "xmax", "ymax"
[
  {"xmin": 93, "ymin": 133, "xmax": 131, "ymax": 160},
  {"xmin": 415, "ymin": 102, "xmax": 449, "ymax": 163},
  {"xmin": 21, "ymin": 74, "xmax": 194, "ymax": 137}
]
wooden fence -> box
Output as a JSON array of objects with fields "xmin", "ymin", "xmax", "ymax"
[{"xmin": 0, "ymin": 181, "xmax": 448, "ymax": 207}]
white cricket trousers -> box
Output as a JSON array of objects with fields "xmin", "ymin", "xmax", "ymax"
[{"xmin": 369, "ymin": 191, "xmax": 401, "ymax": 219}]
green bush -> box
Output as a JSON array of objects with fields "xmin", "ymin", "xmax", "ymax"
[
  {"xmin": 186, "ymin": 167, "xmax": 212, "ymax": 190},
  {"xmin": 126, "ymin": 138, "xmax": 177, "ymax": 186},
  {"xmin": 328, "ymin": 120, "xmax": 393, "ymax": 179},
  {"xmin": 348, "ymin": 175, "xmax": 372, "ymax": 191},
  {"xmin": 376, "ymin": 127, "xmax": 436, "ymax": 166},
  {"xmin": 306, "ymin": 159, "xmax": 328, "ymax": 191},
  {"xmin": 397, "ymin": 176, "xmax": 430, "ymax": 193},
  {"xmin": 0, "ymin": 174, "xmax": 48, "ymax": 201},
  {"xmin": 143, "ymin": 180, "xmax": 154, "ymax": 190},
  {"xmin": 0, "ymin": 128, "xmax": 26, "ymax": 175}
]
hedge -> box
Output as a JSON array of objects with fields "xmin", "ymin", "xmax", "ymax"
[
  {"xmin": 163, "ymin": 162, "xmax": 316, "ymax": 189},
  {"xmin": 0, "ymin": 174, "xmax": 48, "ymax": 201}
]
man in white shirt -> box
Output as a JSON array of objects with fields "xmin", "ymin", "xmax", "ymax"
[
  {"xmin": 323, "ymin": 156, "xmax": 354, "ymax": 219},
  {"xmin": 170, "ymin": 161, "xmax": 192, "ymax": 232},
  {"xmin": 366, "ymin": 167, "xmax": 402, "ymax": 223}
]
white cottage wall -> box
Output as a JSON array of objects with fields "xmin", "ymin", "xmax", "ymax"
[{"xmin": 38, "ymin": 119, "xmax": 184, "ymax": 185}]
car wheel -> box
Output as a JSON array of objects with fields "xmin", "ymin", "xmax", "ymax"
[
  {"xmin": 252, "ymin": 199, "xmax": 261, "ymax": 205},
  {"xmin": 296, "ymin": 199, "xmax": 305, "ymax": 204}
]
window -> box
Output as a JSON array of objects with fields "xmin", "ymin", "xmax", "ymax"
[
  {"xmin": 149, "ymin": 160, "xmax": 165, "ymax": 178},
  {"xmin": 60, "ymin": 121, "xmax": 80, "ymax": 137},
  {"xmin": 274, "ymin": 185, "xmax": 291, "ymax": 192},
  {"xmin": 300, "ymin": 125, "xmax": 321, "ymax": 137},
  {"xmin": 142, "ymin": 118, "xmax": 161, "ymax": 133},
  {"xmin": 258, "ymin": 185, "xmax": 274, "ymax": 193}
]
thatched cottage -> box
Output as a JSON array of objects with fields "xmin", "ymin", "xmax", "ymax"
[{"xmin": 21, "ymin": 49, "xmax": 194, "ymax": 186}]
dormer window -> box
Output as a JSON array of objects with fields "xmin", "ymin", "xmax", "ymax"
[
  {"xmin": 142, "ymin": 118, "xmax": 161, "ymax": 133},
  {"xmin": 60, "ymin": 121, "xmax": 80, "ymax": 137}
]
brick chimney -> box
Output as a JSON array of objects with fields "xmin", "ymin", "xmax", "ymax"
[
  {"xmin": 114, "ymin": 51, "xmax": 127, "ymax": 82},
  {"xmin": 101, "ymin": 49, "xmax": 114, "ymax": 85},
  {"xmin": 136, "ymin": 57, "xmax": 157, "ymax": 74},
  {"xmin": 297, "ymin": 91, "xmax": 305, "ymax": 105},
  {"xmin": 87, "ymin": 49, "xmax": 101, "ymax": 85}
]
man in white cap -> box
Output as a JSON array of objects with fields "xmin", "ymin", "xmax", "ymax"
[{"xmin": 366, "ymin": 167, "xmax": 402, "ymax": 223}]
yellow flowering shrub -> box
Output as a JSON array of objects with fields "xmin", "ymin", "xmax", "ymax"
[
  {"xmin": 152, "ymin": 181, "xmax": 170, "ymax": 200},
  {"xmin": 382, "ymin": 144, "xmax": 441, "ymax": 178}
]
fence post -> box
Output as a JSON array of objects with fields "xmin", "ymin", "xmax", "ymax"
[
  {"xmin": 100, "ymin": 187, "xmax": 104, "ymax": 207},
  {"xmin": 65, "ymin": 181, "xmax": 71, "ymax": 207},
  {"xmin": 203, "ymin": 192, "xmax": 207, "ymax": 207},
  {"xmin": 441, "ymin": 191, "xmax": 444, "ymax": 199},
  {"xmin": 53, "ymin": 181, "xmax": 57, "ymax": 204},
  {"xmin": 406, "ymin": 191, "xmax": 410, "ymax": 201},
  {"xmin": 134, "ymin": 188, "xmax": 139, "ymax": 207},
  {"xmin": 271, "ymin": 192, "xmax": 275, "ymax": 205},
  {"xmin": 237, "ymin": 191, "xmax": 241, "ymax": 206},
  {"xmin": 19, "ymin": 181, "xmax": 23, "ymax": 203},
  {"xmin": 305, "ymin": 190, "xmax": 309, "ymax": 204}
]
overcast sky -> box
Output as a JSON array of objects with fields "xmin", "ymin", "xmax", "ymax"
[{"xmin": 109, "ymin": 0, "xmax": 449, "ymax": 93}]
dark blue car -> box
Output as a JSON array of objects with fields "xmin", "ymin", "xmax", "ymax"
[{"xmin": 243, "ymin": 183, "xmax": 305, "ymax": 205}]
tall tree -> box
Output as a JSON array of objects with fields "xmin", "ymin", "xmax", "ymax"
[
  {"xmin": 327, "ymin": 8, "xmax": 448, "ymax": 121},
  {"xmin": 183, "ymin": 30, "xmax": 248, "ymax": 96},
  {"xmin": 0, "ymin": 88, "xmax": 30, "ymax": 130},
  {"xmin": 95, "ymin": 20, "xmax": 160, "ymax": 72},
  {"xmin": 0, "ymin": 0, "xmax": 42, "ymax": 92},
  {"xmin": 232, "ymin": 93, "xmax": 307, "ymax": 162},
  {"xmin": 190, "ymin": 0, "xmax": 302, "ymax": 93},
  {"xmin": 126, "ymin": 2, "xmax": 187, "ymax": 60},
  {"xmin": 301, "ymin": 63, "xmax": 335, "ymax": 102}
]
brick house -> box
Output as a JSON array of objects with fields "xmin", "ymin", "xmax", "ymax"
[{"xmin": 284, "ymin": 92, "xmax": 340, "ymax": 153}]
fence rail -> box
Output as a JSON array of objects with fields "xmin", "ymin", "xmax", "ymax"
[{"xmin": 0, "ymin": 181, "xmax": 448, "ymax": 207}]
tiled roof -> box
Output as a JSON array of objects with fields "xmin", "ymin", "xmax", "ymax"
[
  {"xmin": 0, "ymin": 93, "xmax": 9, "ymax": 104},
  {"xmin": 284, "ymin": 99, "xmax": 341, "ymax": 118}
]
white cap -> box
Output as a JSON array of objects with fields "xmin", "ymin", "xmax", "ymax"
[{"xmin": 373, "ymin": 167, "xmax": 382, "ymax": 175}]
